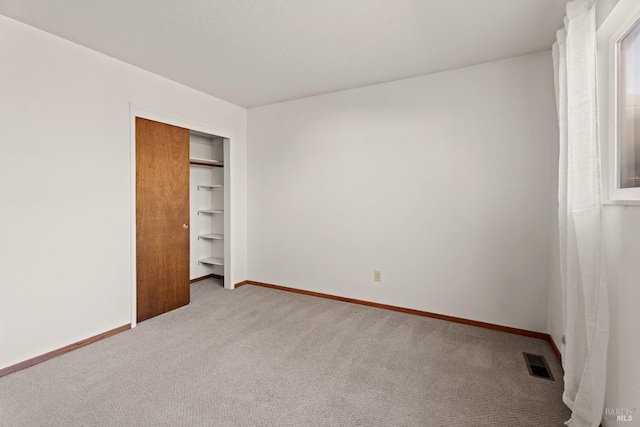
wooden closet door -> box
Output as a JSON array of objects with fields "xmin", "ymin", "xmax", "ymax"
[{"xmin": 136, "ymin": 117, "xmax": 190, "ymax": 322}]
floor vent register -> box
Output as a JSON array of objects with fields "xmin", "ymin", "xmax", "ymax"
[{"xmin": 523, "ymin": 352, "xmax": 554, "ymax": 381}]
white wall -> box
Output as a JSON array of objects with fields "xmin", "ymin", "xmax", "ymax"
[
  {"xmin": 548, "ymin": 143, "xmax": 563, "ymax": 352},
  {"xmin": 0, "ymin": 15, "xmax": 247, "ymax": 370},
  {"xmin": 598, "ymin": 1, "xmax": 639, "ymax": 424},
  {"xmin": 247, "ymin": 52, "xmax": 558, "ymax": 333},
  {"xmin": 601, "ymin": 208, "xmax": 640, "ymax": 426}
]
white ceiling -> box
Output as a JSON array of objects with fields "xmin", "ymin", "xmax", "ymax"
[{"xmin": 0, "ymin": 0, "xmax": 569, "ymax": 108}]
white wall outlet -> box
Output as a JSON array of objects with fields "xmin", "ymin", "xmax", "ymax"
[{"xmin": 374, "ymin": 270, "xmax": 382, "ymax": 282}]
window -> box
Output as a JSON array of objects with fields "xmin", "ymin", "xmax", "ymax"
[
  {"xmin": 597, "ymin": 0, "xmax": 640, "ymax": 203},
  {"xmin": 618, "ymin": 20, "xmax": 640, "ymax": 189}
]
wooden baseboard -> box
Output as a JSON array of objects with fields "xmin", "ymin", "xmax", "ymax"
[
  {"xmin": 190, "ymin": 274, "xmax": 224, "ymax": 284},
  {"xmin": 0, "ymin": 324, "xmax": 131, "ymax": 378},
  {"xmin": 549, "ymin": 335, "xmax": 562, "ymax": 364},
  {"xmin": 233, "ymin": 280, "xmax": 249, "ymax": 289},
  {"xmin": 242, "ymin": 280, "xmax": 550, "ymax": 340}
]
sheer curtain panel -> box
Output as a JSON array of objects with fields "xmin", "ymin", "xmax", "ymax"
[{"xmin": 552, "ymin": 1, "xmax": 609, "ymax": 426}]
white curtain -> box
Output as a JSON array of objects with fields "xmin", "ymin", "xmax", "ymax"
[{"xmin": 552, "ymin": 1, "xmax": 609, "ymax": 426}]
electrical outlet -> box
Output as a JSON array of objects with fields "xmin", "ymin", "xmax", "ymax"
[{"xmin": 374, "ymin": 270, "xmax": 382, "ymax": 282}]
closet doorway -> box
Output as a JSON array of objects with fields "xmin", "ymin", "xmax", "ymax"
[{"xmin": 131, "ymin": 108, "xmax": 232, "ymax": 326}]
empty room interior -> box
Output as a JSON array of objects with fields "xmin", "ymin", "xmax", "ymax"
[{"xmin": 0, "ymin": 0, "xmax": 638, "ymax": 426}]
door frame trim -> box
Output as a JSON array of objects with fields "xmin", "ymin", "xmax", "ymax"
[{"xmin": 130, "ymin": 104, "xmax": 234, "ymax": 328}]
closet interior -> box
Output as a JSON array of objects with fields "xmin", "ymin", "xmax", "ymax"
[{"xmin": 190, "ymin": 131, "xmax": 226, "ymax": 282}]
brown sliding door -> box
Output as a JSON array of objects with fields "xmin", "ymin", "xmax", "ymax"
[{"xmin": 136, "ymin": 117, "xmax": 190, "ymax": 322}]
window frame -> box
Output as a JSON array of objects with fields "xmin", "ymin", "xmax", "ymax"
[{"xmin": 597, "ymin": 0, "xmax": 640, "ymax": 204}]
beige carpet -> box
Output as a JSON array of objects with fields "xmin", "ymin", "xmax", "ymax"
[{"xmin": 0, "ymin": 279, "xmax": 570, "ymax": 426}]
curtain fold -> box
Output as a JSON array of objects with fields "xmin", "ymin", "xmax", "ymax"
[{"xmin": 552, "ymin": 1, "xmax": 609, "ymax": 426}]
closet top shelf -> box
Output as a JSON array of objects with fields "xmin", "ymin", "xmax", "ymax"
[
  {"xmin": 190, "ymin": 157, "xmax": 223, "ymax": 167},
  {"xmin": 190, "ymin": 130, "xmax": 223, "ymax": 141}
]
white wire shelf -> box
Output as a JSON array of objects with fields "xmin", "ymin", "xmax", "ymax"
[
  {"xmin": 197, "ymin": 209, "xmax": 224, "ymax": 215},
  {"xmin": 198, "ymin": 257, "xmax": 224, "ymax": 266},
  {"xmin": 189, "ymin": 157, "xmax": 223, "ymax": 166},
  {"xmin": 197, "ymin": 184, "xmax": 223, "ymax": 191},
  {"xmin": 198, "ymin": 233, "xmax": 224, "ymax": 240}
]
